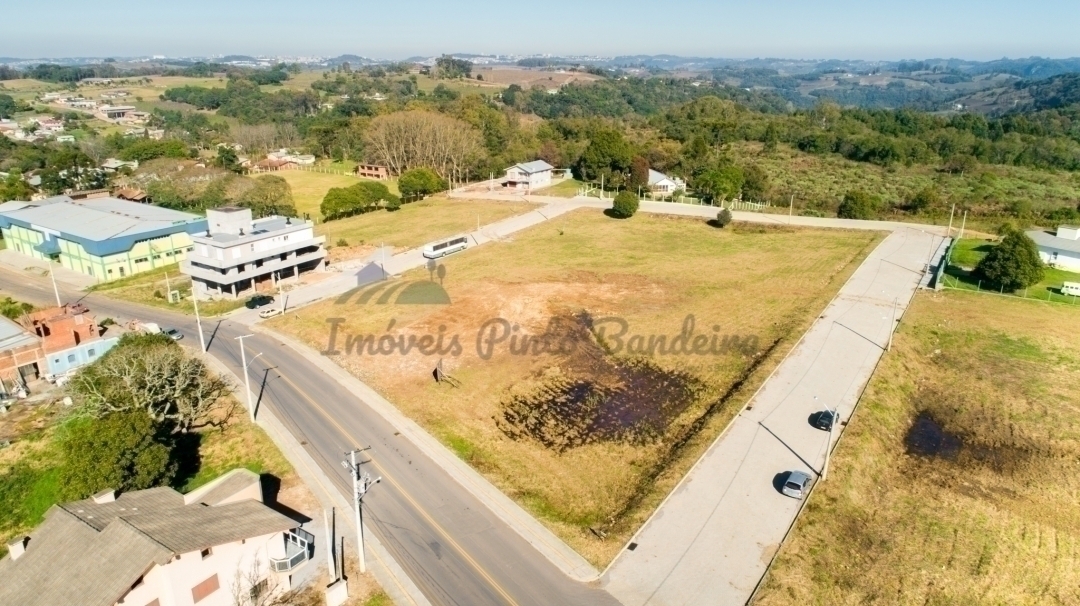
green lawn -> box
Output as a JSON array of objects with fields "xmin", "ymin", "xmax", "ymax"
[
  {"xmin": 943, "ymin": 237, "xmax": 1080, "ymax": 304},
  {"xmin": 275, "ymin": 168, "xmax": 400, "ymax": 219},
  {"xmin": 535, "ymin": 178, "xmax": 585, "ymax": 198}
]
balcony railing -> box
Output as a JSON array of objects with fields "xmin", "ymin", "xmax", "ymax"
[{"xmin": 270, "ymin": 528, "xmax": 313, "ymax": 572}]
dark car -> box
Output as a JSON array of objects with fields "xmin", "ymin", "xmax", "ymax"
[
  {"xmin": 781, "ymin": 470, "xmax": 812, "ymax": 499},
  {"xmin": 245, "ymin": 294, "xmax": 275, "ymax": 309},
  {"xmin": 811, "ymin": 409, "xmax": 837, "ymax": 431}
]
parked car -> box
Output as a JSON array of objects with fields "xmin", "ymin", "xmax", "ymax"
[
  {"xmin": 245, "ymin": 295, "xmax": 275, "ymax": 309},
  {"xmin": 163, "ymin": 328, "xmax": 183, "ymax": 341},
  {"xmin": 811, "ymin": 409, "xmax": 837, "ymax": 431},
  {"xmin": 781, "ymin": 470, "xmax": 812, "ymax": 499},
  {"xmin": 258, "ymin": 308, "xmax": 282, "ymax": 319}
]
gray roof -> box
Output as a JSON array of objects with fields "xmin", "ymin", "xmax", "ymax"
[
  {"xmin": 648, "ymin": 169, "xmax": 676, "ymax": 185},
  {"xmin": 0, "ymin": 316, "xmax": 38, "ymax": 353},
  {"xmin": 1026, "ymin": 229, "xmax": 1080, "ymax": 255},
  {"xmin": 0, "ymin": 474, "xmax": 297, "ymax": 606},
  {"xmin": 196, "ymin": 215, "xmax": 309, "ymax": 245},
  {"xmin": 510, "ymin": 160, "xmax": 554, "ymax": 174}
]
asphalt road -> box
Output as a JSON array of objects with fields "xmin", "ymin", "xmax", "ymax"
[{"xmin": 0, "ymin": 269, "xmax": 618, "ymax": 606}]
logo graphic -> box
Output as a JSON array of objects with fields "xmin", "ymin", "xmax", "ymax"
[{"xmin": 335, "ymin": 259, "xmax": 451, "ymax": 306}]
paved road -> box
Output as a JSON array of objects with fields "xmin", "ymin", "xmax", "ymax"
[
  {"xmin": 601, "ymin": 227, "xmax": 942, "ymax": 605},
  {"xmin": 0, "ymin": 268, "xmax": 618, "ymax": 606}
]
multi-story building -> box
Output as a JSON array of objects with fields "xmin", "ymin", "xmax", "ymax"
[
  {"xmin": 0, "ymin": 469, "xmax": 313, "ymax": 606},
  {"xmin": 182, "ymin": 207, "xmax": 326, "ymax": 300},
  {"xmin": 0, "ymin": 195, "xmax": 206, "ymax": 282}
]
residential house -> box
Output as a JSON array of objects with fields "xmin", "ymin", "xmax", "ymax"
[
  {"xmin": 502, "ymin": 160, "xmax": 554, "ymax": 191},
  {"xmin": 101, "ymin": 158, "xmax": 139, "ymax": 172},
  {"xmin": 0, "ymin": 469, "xmax": 313, "ymax": 606},
  {"xmin": 0, "ymin": 195, "xmax": 206, "ymax": 281},
  {"xmin": 355, "ymin": 164, "xmax": 390, "ymax": 180},
  {"xmin": 98, "ymin": 105, "xmax": 137, "ymax": 120},
  {"xmin": 182, "ymin": 206, "xmax": 326, "ymax": 299},
  {"xmin": 22, "ymin": 303, "xmax": 118, "ymax": 376},
  {"xmin": 55, "ymin": 134, "xmax": 75, "ymax": 143},
  {"xmin": 647, "ymin": 169, "xmax": 686, "ymax": 194},
  {"xmin": 266, "ymin": 149, "xmax": 316, "ymax": 166},
  {"xmin": 1027, "ymin": 225, "xmax": 1080, "ymax": 271}
]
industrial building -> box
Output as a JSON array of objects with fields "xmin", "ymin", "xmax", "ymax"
[{"xmin": 0, "ymin": 195, "xmax": 207, "ymax": 282}]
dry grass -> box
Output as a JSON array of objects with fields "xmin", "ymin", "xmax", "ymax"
[
  {"xmin": 755, "ymin": 290, "xmax": 1080, "ymax": 605},
  {"xmin": 90, "ymin": 264, "xmax": 245, "ymax": 317},
  {"xmin": 317, "ymin": 197, "xmax": 539, "ymax": 262},
  {"xmin": 270, "ymin": 209, "xmax": 881, "ymax": 566},
  {"xmin": 274, "ymin": 169, "xmax": 401, "ymax": 219}
]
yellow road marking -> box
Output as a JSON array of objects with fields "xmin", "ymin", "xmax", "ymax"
[{"xmin": 273, "ymin": 371, "xmax": 520, "ymax": 606}]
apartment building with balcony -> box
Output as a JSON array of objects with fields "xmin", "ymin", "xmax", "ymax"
[
  {"xmin": 0, "ymin": 469, "xmax": 313, "ymax": 606},
  {"xmin": 181, "ymin": 207, "xmax": 326, "ymax": 300}
]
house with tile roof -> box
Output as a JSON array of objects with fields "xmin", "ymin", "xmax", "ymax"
[{"xmin": 0, "ymin": 469, "xmax": 313, "ymax": 606}]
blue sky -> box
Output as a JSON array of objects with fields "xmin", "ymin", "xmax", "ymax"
[{"xmin": 3, "ymin": 0, "xmax": 1078, "ymax": 60}]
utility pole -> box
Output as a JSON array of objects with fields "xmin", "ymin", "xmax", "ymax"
[
  {"xmin": 192, "ymin": 294, "xmax": 206, "ymax": 353},
  {"xmin": 788, "ymin": 194, "xmax": 794, "ymax": 224},
  {"xmin": 324, "ymin": 509, "xmax": 336, "ymax": 582},
  {"xmin": 946, "ymin": 202, "xmax": 956, "ymax": 238},
  {"xmin": 822, "ymin": 404, "xmax": 835, "ymax": 481},
  {"xmin": 278, "ymin": 271, "xmax": 285, "ymax": 315},
  {"xmin": 958, "ymin": 210, "xmax": 967, "ymax": 239},
  {"xmin": 164, "ymin": 271, "xmax": 172, "ymax": 302},
  {"xmin": 234, "ymin": 334, "xmax": 259, "ymax": 422},
  {"xmin": 342, "ymin": 448, "xmax": 380, "ymax": 574},
  {"xmin": 888, "ymin": 297, "xmax": 897, "ymax": 351},
  {"xmin": 48, "ymin": 265, "xmax": 62, "ymax": 307}
]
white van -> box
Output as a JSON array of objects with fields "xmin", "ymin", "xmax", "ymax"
[
  {"xmin": 423, "ymin": 236, "xmax": 468, "ymax": 259},
  {"xmin": 1062, "ymin": 282, "xmax": 1080, "ymax": 296}
]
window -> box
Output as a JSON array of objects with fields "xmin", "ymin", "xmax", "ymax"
[
  {"xmin": 88, "ymin": 349, "xmax": 96, "ymax": 357},
  {"xmin": 191, "ymin": 574, "xmax": 219, "ymax": 603},
  {"xmin": 200, "ymin": 547, "xmax": 212, "ymax": 559},
  {"xmin": 67, "ymin": 354, "xmax": 76, "ymax": 363},
  {"xmin": 108, "ymin": 269, "xmax": 113, "ymax": 274},
  {"xmin": 134, "ymin": 257, "xmax": 147, "ymax": 264}
]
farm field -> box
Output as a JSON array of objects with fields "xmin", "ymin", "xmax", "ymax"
[
  {"xmin": 315, "ymin": 197, "xmax": 538, "ymax": 261},
  {"xmin": 274, "ymin": 168, "xmax": 400, "ymax": 219},
  {"xmin": 755, "ymin": 290, "xmax": 1080, "ymax": 605},
  {"xmin": 269, "ymin": 210, "xmax": 883, "ymax": 565}
]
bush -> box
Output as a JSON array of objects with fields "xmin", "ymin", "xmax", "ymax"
[
  {"xmin": 398, "ymin": 167, "xmax": 447, "ymax": 201},
  {"xmin": 336, "ymin": 238, "xmax": 348, "ymax": 247},
  {"xmin": 714, "ymin": 208, "xmax": 733, "ymax": 228},
  {"xmin": 975, "ymin": 229, "xmax": 1045, "ymax": 292},
  {"xmin": 837, "ymin": 190, "xmax": 879, "ymax": 220},
  {"xmin": 58, "ymin": 411, "xmax": 177, "ymax": 500},
  {"xmin": 386, "ymin": 197, "xmax": 402, "ymax": 211},
  {"xmin": 610, "ymin": 191, "xmax": 639, "ymax": 218},
  {"xmin": 321, "ymin": 181, "xmax": 400, "ymax": 221}
]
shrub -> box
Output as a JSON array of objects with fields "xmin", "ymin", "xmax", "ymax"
[
  {"xmin": 336, "ymin": 238, "xmax": 348, "ymax": 247},
  {"xmin": 386, "ymin": 197, "xmax": 401, "ymax": 211},
  {"xmin": 610, "ymin": 191, "xmax": 639, "ymax": 218},
  {"xmin": 58, "ymin": 411, "xmax": 177, "ymax": 500},
  {"xmin": 714, "ymin": 208, "xmax": 733, "ymax": 228},
  {"xmin": 976, "ymin": 229, "xmax": 1045, "ymax": 292},
  {"xmin": 837, "ymin": 190, "xmax": 879, "ymax": 220}
]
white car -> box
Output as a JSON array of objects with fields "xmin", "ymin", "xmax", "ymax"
[{"xmin": 258, "ymin": 308, "xmax": 283, "ymax": 319}]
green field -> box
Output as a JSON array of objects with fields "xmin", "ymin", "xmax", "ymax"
[
  {"xmin": 274, "ymin": 167, "xmax": 400, "ymax": 219},
  {"xmin": 942, "ymin": 237, "xmax": 1080, "ymax": 304},
  {"xmin": 535, "ymin": 178, "xmax": 585, "ymax": 198},
  {"xmin": 756, "ymin": 290, "xmax": 1080, "ymax": 605}
]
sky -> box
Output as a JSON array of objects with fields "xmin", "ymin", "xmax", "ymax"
[{"xmin": 3, "ymin": 0, "xmax": 1079, "ymax": 61}]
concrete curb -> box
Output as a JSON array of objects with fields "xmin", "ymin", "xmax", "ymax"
[
  {"xmin": 197, "ymin": 350, "xmax": 432, "ymax": 606},
  {"xmin": 250, "ymin": 324, "xmax": 602, "ymax": 583}
]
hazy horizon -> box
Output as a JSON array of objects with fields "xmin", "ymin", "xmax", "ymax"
[{"xmin": 3, "ymin": 0, "xmax": 1078, "ymax": 62}]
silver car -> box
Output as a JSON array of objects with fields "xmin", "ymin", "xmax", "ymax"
[{"xmin": 781, "ymin": 470, "xmax": 812, "ymax": 499}]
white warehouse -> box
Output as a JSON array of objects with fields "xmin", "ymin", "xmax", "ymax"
[
  {"xmin": 182, "ymin": 207, "xmax": 326, "ymax": 299},
  {"xmin": 1026, "ymin": 225, "xmax": 1080, "ymax": 272}
]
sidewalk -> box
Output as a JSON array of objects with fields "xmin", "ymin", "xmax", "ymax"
[
  {"xmin": 600, "ymin": 227, "xmax": 941, "ymax": 605},
  {"xmin": 0, "ymin": 249, "xmax": 98, "ymax": 289}
]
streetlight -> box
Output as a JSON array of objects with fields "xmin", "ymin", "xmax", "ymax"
[
  {"xmin": 234, "ymin": 334, "xmax": 260, "ymax": 422},
  {"xmin": 192, "ymin": 293, "xmax": 206, "ymax": 353},
  {"xmin": 341, "ymin": 448, "xmax": 380, "ymax": 574},
  {"xmin": 48, "ymin": 265, "xmax": 62, "ymax": 307}
]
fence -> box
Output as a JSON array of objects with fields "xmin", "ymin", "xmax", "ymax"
[
  {"xmin": 940, "ymin": 273, "xmax": 1080, "ymax": 306},
  {"xmin": 725, "ymin": 200, "xmax": 773, "ymax": 212}
]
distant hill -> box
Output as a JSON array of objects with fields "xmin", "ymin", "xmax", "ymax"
[{"xmin": 952, "ymin": 73, "xmax": 1080, "ymax": 114}]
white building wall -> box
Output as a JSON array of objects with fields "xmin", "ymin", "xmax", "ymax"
[
  {"xmin": 1037, "ymin": 247, "xmax": 1080, "ymax": 272},
  {"xmin": 115, "ymin": 532, "xmax": 288, "ymax": 606}
]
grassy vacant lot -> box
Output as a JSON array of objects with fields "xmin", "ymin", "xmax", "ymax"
[
  {"xmin": 275, "ymin": 168, "xmax": 401, "ymax": 219},
  {"xmin": 535, "ymin": 178, "xmax": 584, "ymax": 198},
  {"xmin": 756, "ymin": 290, "xmax": 1080, "ymax": 605},
  {"xmin": 943, "ymin": 237, "xmax": 1080, "ymax": 305},
  {"xmin": 317, "ymin": 197, "xmax": 538, "ymax": 261},
  {"xmin": 270, "ymin": 209, "xmax": 882, "ymax": 565},
  {"xmin": 89, "ymin": 264, "xmax": 245, "ymax": 317}
]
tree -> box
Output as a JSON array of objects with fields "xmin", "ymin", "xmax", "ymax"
[
  {"xmin": 0, "ymin": 296, "xmax": 33, "ymax": 320},
  {"xmin": 574, "ymin": 129, "xmax": 633, "ymax": 187},
  {"xmin": 69, "ymin": 334, "xmax": 234, "ymax": 434},
  {"xmin": 398, "ymin": 167, "xmax": 448, "ymax": 201},
  {"xmin": 434, "ymin": 55, "xmax": 472, "ymax": 79},
  {"xmin": 693, "ymin": 165, "xmax": 743, "ymax": 203},
  {"xmin": 0, "ymin": 172, "xmax": 34, "ymax": 202},
  {"xmin": 975, "ymin": 229, "xmax": 1045, "ymax": 292},
  {"xmin": 741, "ymin": 164, "xmax": 769, "ymax": 201},
  {"xmin": 837, "ymin": 190, "xmax": 880, "ymax": 220},
  {"xmin": 714, "ymin": 208, "xmax": 733, "ymax": 228},
  {"xmin": 610, "ymin": 191, "xmax": 639, "ymax": 218},
  {"xmin": 0, "ymin": 94, "xmax": 15, "ymax": 119},
  {"xmin": 363, "ymin": 111, "xmax": 482, "ymax": 179},
  {"xmin": 320, "ymin": 181, "xmax": 399, "ymax": 220},
  {"xmin": 629, "ymin": 156, "xmax": 650, "ymax": 191},
  {"xmin": 216, "ymin": 146, "xmax": 242, "ymax": 173},
  {"xmin": 239, "ymin": 175, "xmax": 297, "ymax": 217},
  {"xmin": 58, "ymin": 411, "xmax": 177, "ymax": 500}
]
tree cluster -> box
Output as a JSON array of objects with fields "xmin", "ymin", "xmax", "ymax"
[{"xmin": 320, "ymin": 181, "xmax": 399, "ymax": 220}]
